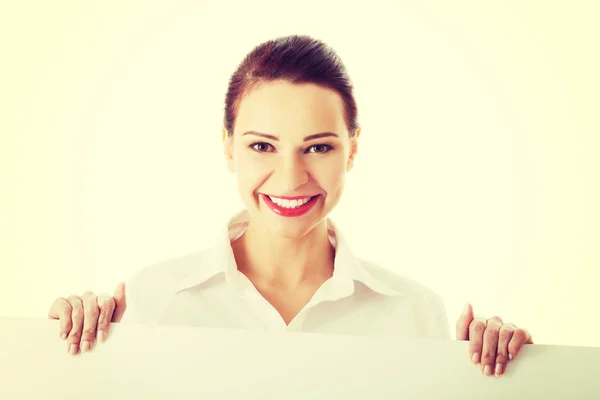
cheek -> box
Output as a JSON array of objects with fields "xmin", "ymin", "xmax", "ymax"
[
  {"xmin": 313, "ymin": 156, "xmax": 347, "ymax": 194},
  {"xmin": 235, "ymin": 151, "xmax": 270, "ymax": 192}
]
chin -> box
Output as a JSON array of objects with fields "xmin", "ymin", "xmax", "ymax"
[
  {"xmin": 265, "ymin": 220, "xmax": 318, "ymax": 239},
  {"xmin": 262, "ymin": 203, "xmax": 326, "ymax": 238}
]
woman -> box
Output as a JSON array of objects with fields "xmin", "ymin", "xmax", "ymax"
[{"xmin": 48, "ymin": 34, "xmax": 533, "ymax": 378}]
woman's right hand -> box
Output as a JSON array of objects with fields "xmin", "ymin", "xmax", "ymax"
[{"xmin": 47, "ymin": 282, "xmax": 127, "ymax": 355}]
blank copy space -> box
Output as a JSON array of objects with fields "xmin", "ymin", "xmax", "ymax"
[{"xmin": 0, "ymin": 316, "xmax": 597, "ymax": 399}]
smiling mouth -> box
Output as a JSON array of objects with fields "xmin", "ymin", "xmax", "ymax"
[
  {"xmin": 264, "ymin": 194, "xmax": 317, "ymax": 208},
  {"xmin": 260, "ymin": 194, "xmax": 321, "ymax": 217}
]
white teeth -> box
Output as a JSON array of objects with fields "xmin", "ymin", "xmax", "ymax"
[{"xmin": 268, "ymin": 196, "xmax": 313, "ymax": 208}]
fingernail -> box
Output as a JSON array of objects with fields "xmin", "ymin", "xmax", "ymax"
[
  {"xmin": 98, "ymin": 331, "xmax": 106, "ymax": 342},
  {"xmin": 463, "ymin": 303, "xmax": 469, "ymax": 313},
  {"xmin": 509, "ymin": 353, "xmax": 514, "ymax": 360},
  {"xmin": 69, "ymin": 344, "xmax": 77, "ymax": 355},
  {"xmin": 472, "ymin": 353, "xmax": 480, "ymax": 364},
  {"xmin": 60, "ymin": 332, "xmax": 67, "ymax": 340},
  {"xmin": 484, "ymin": 365, "xmax": 492, "ymax": 376},
  {"xmin": 495, "ymin": 363, "xmax": 503, "ymax": 376},
  {"xmin": 81, "ymin": 341, "xmax": 90, "ymax": 352}
]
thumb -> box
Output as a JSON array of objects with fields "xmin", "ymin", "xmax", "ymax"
[
  {"xmin": 455, "ymin": 302, "xmax": 474, "ymax": 341},
  {"xmin": 111, "ymin": 282, "xmax": 127, "ymax": 322}
]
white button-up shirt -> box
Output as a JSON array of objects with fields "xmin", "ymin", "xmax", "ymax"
[{"xmin": 121, "ymin": 210, "xmax": 451, "ymax": 339}]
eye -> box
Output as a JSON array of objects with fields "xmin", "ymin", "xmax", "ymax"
[
  {"xmin": 250, "ymin": 142, "xmax": 274, "ymax": 153},
  {"xmin": 306, "ymin": 144, "xmax": 333, "ymax": 154}
]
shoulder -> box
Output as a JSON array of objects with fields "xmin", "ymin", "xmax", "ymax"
[
  {"xmin": 127, "ymin": 250, "xmax": 209, "ymax": 290},
  {"xmin": 121, "ymin": 250, "xmax": 211, "ymax": 322},
  {"xmin": 357, "ymin": 258, "xmax": 443, "ymax": 303},
  {"xmin": 357, "ymin": 258, "xmax": 452, "ymax": 339}
]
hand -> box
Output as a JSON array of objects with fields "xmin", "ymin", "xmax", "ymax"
[
  {"xmin": 47, "ymin": 282, "xmax": 127, "ymax": 355},
  {"xmin": 456, "ymin": 303, "xmax": 533, "ymax": 377}
]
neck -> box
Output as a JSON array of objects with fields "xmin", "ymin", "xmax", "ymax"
[{"xmin": 232, "ymin": 219, "xmax": 335, "ymax": 290}]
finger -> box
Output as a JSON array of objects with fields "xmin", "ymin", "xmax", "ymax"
[
  {"xmin": 48, "ymin": 297, "xmax": 73, "ymax": 340},
  {"xmin": 79, "ymin": 291, "xmax": 100, "ymax": 353},
  {"xmin": 481, "ymin": 318, "xmax": 502, "ymax": 376},
  {"xmin": 455, "ymin": 303, "xmax": 474, "ymax": 341},
  {"xmin": 96, "ymin": 294, "xmax": 116, "ymax": 342},
  {"xmin": 468, "ymin": 316, "xmax": 487, "ymax": 365},
  {"xmin": 494, "ymin": 323, "xmax": 516, "ymax": 376},
  {"xmin": 487, "ymin": 315, "xmax": 504, "ymax": 324},
  {"xmin": 508, "ymin": 328, "xmax": 533, "ymax": 360},
  {"xmin": 112, "ymin": 282, "xmax": 127, "ymax": 322},
  {"xmin": 65, "ymin": 295, "xmax": 84, "ymax": 355}
]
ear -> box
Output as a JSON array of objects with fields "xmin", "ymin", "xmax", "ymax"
[
  {"xmin": 346, "ymin": 128, "xmax": 360, "ymax": 172},
  {"xmin": 222, "ymin": 127, "xmax": 236, "ymax": 173}
]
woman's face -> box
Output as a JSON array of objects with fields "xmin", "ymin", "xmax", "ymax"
[{"xmin": 224, "ymin": 80, "xmax": 359, "ymax": 239}]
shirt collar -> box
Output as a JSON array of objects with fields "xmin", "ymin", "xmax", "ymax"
[{"xmin": 177, "ymin": 210, "xmax": 404, "ymax": 298}]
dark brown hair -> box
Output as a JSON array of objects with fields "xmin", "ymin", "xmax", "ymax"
[{"xmin": 223, "ymin": 34, "xmax": 359, "ymax": 137}]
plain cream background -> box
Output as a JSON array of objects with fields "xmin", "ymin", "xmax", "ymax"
[{"xmin": 1, "ymin": 1, "xmax": 598, "ymax": 347}]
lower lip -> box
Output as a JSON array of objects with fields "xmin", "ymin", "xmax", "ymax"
[{"xmin": 262, "ymin": 194, "xmax": 320, "ymax": 217}]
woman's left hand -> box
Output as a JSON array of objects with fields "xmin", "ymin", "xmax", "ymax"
[{"xmin": 456, "ymin": 303, "xmax": 533, "ymax": 377}]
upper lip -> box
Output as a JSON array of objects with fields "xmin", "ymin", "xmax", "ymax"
[{"xmin": 263, "ymin": 194, "xmax": 319, "ymax": 200}]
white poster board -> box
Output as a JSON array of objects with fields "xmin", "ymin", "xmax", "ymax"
[{"xmin": 0, "ymin": 316, "xmax": 597, "ymax": 399}]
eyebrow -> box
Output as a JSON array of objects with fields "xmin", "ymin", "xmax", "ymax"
[{"xmin": 241, "ymin": 131, "xmax": 340, "ymax": 141}]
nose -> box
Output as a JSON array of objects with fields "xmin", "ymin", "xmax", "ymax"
[{"xmin": 278, "ymin": 154, "xmax": 309, "ymax": 193}]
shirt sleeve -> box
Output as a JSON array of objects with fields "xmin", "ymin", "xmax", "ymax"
[
  {"xmin": 420, "ymin": 289, "xmax": 452, "ymax": 340},
  {"xmin": 116, "ymin": 261, "xmax": 172, "ymax": 326},
  {"xmin": 117, "ymin": 273, "xmax": 143, "ymax": 325},
  {"xmin": 432, "ymin": 294, "xmax": 452, "ymax": 340}
]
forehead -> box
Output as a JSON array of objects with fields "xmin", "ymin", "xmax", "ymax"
[{"xmin": 234, "ymin": 80, "xmax": 347, "ymax": 136}]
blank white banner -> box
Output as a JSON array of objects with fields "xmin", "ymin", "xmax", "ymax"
[{"xmin": 1, "ymin": 316, "xmax": 597, "ymax": 399}]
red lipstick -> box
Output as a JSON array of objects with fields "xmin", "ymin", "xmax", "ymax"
[{"xmin": 262, "ymin": 194, "xmax": 320, "ymax": 217}]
